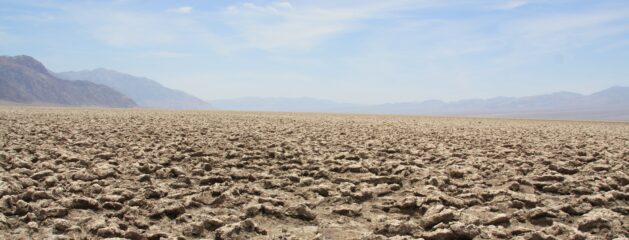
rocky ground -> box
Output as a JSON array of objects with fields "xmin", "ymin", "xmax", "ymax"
[{"xmin": 0, "ymin": 107, "xmax": 627, "ymax": 240}]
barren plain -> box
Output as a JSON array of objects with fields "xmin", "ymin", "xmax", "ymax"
[{"xmin": 0, "ymin": 107, "xmax": 627, "ymax": 240}]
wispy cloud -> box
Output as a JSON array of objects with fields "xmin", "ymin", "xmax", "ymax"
[
  {"xmin": 495, "ymin": 0, "xmax": 529, "ymax": 10},
  {"xmin": 144, "ymin": 51, "xmax": 191, "ymax": 58},
  {"xmin": 0, "ymin": 28, "xmax": 13, "ymax": 44},
  {"xmin": 84, "ymin": 11, "xmax": 179, "ymax": 47},
  {"xmin": 221, "ymin": 1, "xmax": 448, "ymax": 50},
  {"xmin": 222, "ymin": 2, "xmax": 360, "ymax": 50},
  {"xmin": 169, "ymin": 6, "xmax": 193, "ymax": 14},
  {"xmin": 55, "ymin": 4, "xmax": 214, "ymax": 49},
  {"xmin": 496, "ymin": 9, "xmax": 629, "ymax": 60}
]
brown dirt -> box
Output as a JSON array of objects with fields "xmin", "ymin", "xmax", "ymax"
[{"xmin": 0, "ymin": 107, "xmax": 627, "ymax": 239}]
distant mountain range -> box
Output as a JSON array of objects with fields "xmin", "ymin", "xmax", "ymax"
[
  {"xmin": 0, "ymin": 55, "xmax": 136, "ymax": 108},
  {"xmin": 1, "ymin": 55, "xmax": 626, "ymax": 120},
  {"xmin": 56, "ymin": 69, "xmax": 212, "ymax": 110},
  {"xmin": 211, "ymin": 87, "xmax": 629, "ymax": 121},
  {"xmin": 0, "ymin": 55, "xmax": 212, "ymax": 109}
]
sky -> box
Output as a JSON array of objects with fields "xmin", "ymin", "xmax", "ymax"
[{"xmin": 1, "ymin": 0, "xmax": 628, "ymax": 104}]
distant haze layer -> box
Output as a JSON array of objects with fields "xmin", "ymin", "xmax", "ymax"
[
  {"xmin": 56, "ymin": 69, "xmax": 212, "ymax": 110},
  {"xmin": 211, "ymin": 87, "xmax": 629, "ymax": 121}
]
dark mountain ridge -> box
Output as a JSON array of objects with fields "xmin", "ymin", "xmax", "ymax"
[{"xmin": 0, "ymin": 55, "xmax": 136, "ymax": 108}]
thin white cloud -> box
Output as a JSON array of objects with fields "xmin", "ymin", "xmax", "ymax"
[
  {"xmin": 169, "ymin": 6, "xmax": 193, "ymax": 14},
  {"xmin": 223, "ymin": 2, "xmax": 361, "ymax": 50},
  {"xmin": 11, "ymin": 0, "xmax": 629, "ymax": 59},
  {"xmin": 220, "ymin": 0, "xmax": 460, "ymax": 51},
  {"xmin": 500, "ymin": 9, "xmax": 629, "ymax": 56},
  {"xmin": 86, "ymin": 12, "xmax": 178, "ymax": 47},
  {"xmin": 0, "ymin": 28, "xmax": 11, "ymax": 44},
  {"xmin": 145, "ymin": 51, "xmax": 191, "ymax": 58},
  {"xmin": 496, "ymin": 0, "xmax": 528, "ymax": 10}
]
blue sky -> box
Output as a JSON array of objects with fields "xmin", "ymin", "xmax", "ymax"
[{"xmin": 1, "ymin": 0, "xmax": 628, "ymax": 103}]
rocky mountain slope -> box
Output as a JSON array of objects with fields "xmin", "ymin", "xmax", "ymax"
[
  {"xmin": 57, "ymin": 69, "xmax": 212, "ymax": 110},
  {"xmin": 0, "ymin": 55, "xmax": 136, "ymax": 108}
]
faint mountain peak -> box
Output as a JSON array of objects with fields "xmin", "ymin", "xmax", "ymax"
[
  {"xmin": 421, "ymin": 99, "xmax": 447, "ymax": 104},
  {"xmin": 592, "ymin": 86, "xmax": 628, "ymax": 95},
  {"xmin": 88, "ymin": 68, "xmax": 119, "ymax": 74},
  {"xmin": 68, "ymin": 68, "xmax": 134, "ymax": 78},
  {"xmin": 586, "ymin": 85, "xmax": 629, "ymax": 104},
  {"xmin": 57, "ymin": 69, "xmax": 212, "ymax": 110},
  {"xmin": 548, "ymin": 91, "xmax": 583, "ymax": 96}
]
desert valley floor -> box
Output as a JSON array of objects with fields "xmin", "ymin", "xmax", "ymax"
[{"xmin": 0, "ymin": 107, "xmax": 627, "ymax": 240}]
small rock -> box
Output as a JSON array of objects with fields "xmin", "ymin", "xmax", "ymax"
[
  {"xmin": 31, "ymin": 170, "xmax": 54, "ymax": 180},
  {"xmin": 14, "ymin": 199, "xmax": 32, "ymax": 215},
  {"xmin": 138, "ymin": 174, "xmax": 151, "ymax": 182},
  {"xmin": 528, "ymin": 208, "xmax": 557, "ymax": 226},
  {"xmin": 542, "ymin": 222, "xmax": 586, "ymax": 240},
  {"xmin": 150, "ymin": 202, "xmax": 185, "ymax": 219},
  {"xmin": 183, "ymin": 222, "xmax": 205, "ymax": 237},
  {"xmin": 582, "ymin": 194, "xmax": 607, "ymax": 206},
  {"xmin": 365, "ymin": 176, "xmax": 403, "ymax": 185},
  {"xmin": 448, "ymin": 169, "xmax": 465, "ymax": 179},
  {"xmin": 203, "ymin": 217, "xmax": 225, "ymax": 230},
  {"xmin": 124, "ymin": 230, "xmax": 145, "ymax": 240},
  {"xmin": 63, "ymin": 197, "xmax": 100, "ymax": 210},
  {"xmin": 522, "ymin": 231, "xmax": 554, "ymax": 240},
  {"xmin": 533, "ymin": 175, "xmax": 565, "ymax": 182},
  {"xmin": 244, "ymin": 204, "xmax": 263, "ymax": 218},
  {"xmin": 549, "ymin": 164, "xmax": 578, "ymax": 175},
  {"xmin": 332, "ymin": 205, "xmax": 362, "ymax": 217},
  {"xmin": 27, "ymin": 221, "xmax": 38, "ymax": 230},
  {"xmin": 224, "ymin": 150, "xmax": 239, "ymax": 159},
  {"xmin": 484, "ymin": 213, "xmax": 510, "ymax": 226},
  {"xmin": 258, "ymin": 197, "xmax": 285, "ymax": 206},
  {"xmin": 511, "ymin": 193, "xmax": 538, "ymax": 207},
  {"xmin": 103, "ymin": 202, "xmax": 124, "ymax": 210},
  {"xmin": 96, "ymin": 152, "xmax": 115, "ymax": 160},
  {"xmin": 199, "ymin": 176, "xmax": 231, "ymax": 185},
  {"xmin": 96, "ymin": 226, "xmax": 124, "ymax": 238},
  {"xmin": 591, "ymin": 164, "xmax": 611, "ymax": 171},
  {"xmin": 92, "ymin": 163, "xmax": 118, "ymax": 179},
  {"xmin": 52, "ymin": 219, "xmax": 72, "ymax": 233},
  {"xmin": 37, "ymin": 206, "xmax": 69, "ymax": 220},
  {"xmin": 450, "ymin": 222, "xmax": 481, "ymax": 239},
  {"xmin": 99, "ymin": 194, "xmax": 125, "ymax": 203},
  {"xmin": 215, "ymin": 219, "xmax": 266, "ymax": 240},
  {"xmin": 374, "ymin": 219, "xmax": 418, "ymax": 236},
  {"xmin": 422, "ymin": 207, "xmax": 455, "ymax": 229},
  {"xmin": 422, "ymin": 228, "xmax": 454, "ymax": 240},
  {"xmin": 577, "ymin": 208, "xmax": 619, "ymax": 232},
  {"xmin": 560, "ymin": 202, "xmax": 592, "ymax": 216},
  {"xmin": 286, "ymin": 204, "xmax": 316, "ymax": 221}
]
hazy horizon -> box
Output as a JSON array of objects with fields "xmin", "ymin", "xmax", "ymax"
[
  {"xmin": 2, "ymin": 0, "xmax": 629, "ymax": 104},
  {"xmin": 205, "ymin": 86, "xmax": 627, "ymax": 104}
]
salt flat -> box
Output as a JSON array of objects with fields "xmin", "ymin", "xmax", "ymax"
[{"xmin": 0, "ymin": 107, "xmax": 627, "ymax": 239}]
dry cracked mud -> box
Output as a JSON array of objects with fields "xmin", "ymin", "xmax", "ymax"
[{"xmin": 0, "ymin": 107, "xmax": 627, "ymax": 240}]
